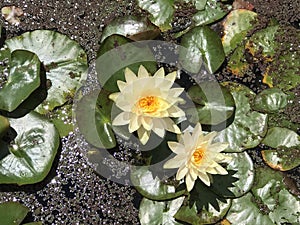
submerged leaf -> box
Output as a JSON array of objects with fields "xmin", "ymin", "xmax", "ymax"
[{"xmin": 0, "ymin": 201, "xmax": 29, "ymax": 225}]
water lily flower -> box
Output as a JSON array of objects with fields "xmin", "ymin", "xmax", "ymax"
[
  {"xmin": 109, "ymin": 65, "xmax": 185, "ymax": 145},
  {"xmin": 163, "ymin": 123, "xmax": 231, "ymax": 192}
]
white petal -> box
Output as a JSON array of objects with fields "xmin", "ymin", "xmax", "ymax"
[
  {"xmin": 141, "ymin": 116, "xmax": 153, "ymax": 131},
  {"xmin": 153, "ymin": 67, "xmax": 165, "ymax": 78},
  {"xmin": 165, "ymin": 71, "xmax": 177, "ymax": 82},
  {"xmin": 183, "ymin": 130, "xmax": 194, "ymax": 149},
  {"xmin": 112, "ymin": 112, "xmax": 131, "ymax": 126},
  {"xmin": 116, "ymin": 80, "xmax": 126, "ymax": 92},
  {"xmin": 125, "ymin": 67, "xmax": 137, "ymax": 83},
  {"xmin": 109, "ymin": 92, "xmax": 120, "ymax": 102},
  {"xmin": 205, "ymin": 167, "xmax": 218, "ymax": 174},
  {"xmin": 168, "ymin": 141, "xmax": 186, "ymax": 155},
  {"xmin": 163, "ymin": 155, "xmax": 186, "ymax": 169},
  {"xmin": 168, "ymin": 105, "xmax": 185, "ymax": 118},
  {"xmin": 185, "ymin": 173, "xmax": 196, "ymax": 192},
  {"xmin": 214, "ymin": 164, "xmax": 228, "ymax": 175},
  {"xmin": 190, "ymin": 168, "xmax": 198, "ymax": 180},
  {"xmin": 197, "ymin": 172, "xmax": 211, "ymax": 186},
  {"xmin": 152, "ymin": 119, "xmax": 165, "ymax": 137},
  {"xmin": 137, "ymin": 127, "xmax": 150, "ymax": 145},
  {"xmin": 163, "ymin": 118, "xmax": 181, "ymax": 134},
  {"xmin": 209, "ymin": 142, "xmax": 229, "ymax": 153},
  {"xmin": 129, "ymin": 114, "xmax": 140, "ymax": 132},
  {"xmin": 201, "ymin": 131, "xmax": 217, "ymax": 145},
  {"xmin": 192, "ymin": 123, "xmax": 203, "ymax": 140},
  {"xmin": 138, "ymin": 65, "xmax": 149, "ymax": 78},
  {"xmin": 176, "ymin": 166, "xmax": 188, "ymax": 180},
  {"xmin": 169, "ymin": 88, "xmax": 184, "ymax": 97}
]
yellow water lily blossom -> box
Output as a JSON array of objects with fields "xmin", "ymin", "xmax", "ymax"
[
  {"xmin": 109, "ymin": 65, "xmax": 185, "ymax": 145},
  {"xmin": 163, "ymin": 123, "xmax": 231, "ymax": 192}
]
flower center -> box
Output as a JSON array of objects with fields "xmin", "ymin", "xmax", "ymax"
[
  {"xmin": 138, "ymin": 96, "xmax": 160, "ymax": 113},
  {"xmin": 192, "ymin": 147, "xmax": 205, "ymax": 165}
]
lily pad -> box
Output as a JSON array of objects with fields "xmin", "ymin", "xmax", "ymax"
[
  {"xmin": 185, "ymin": 0, "xmax": 207, "ymax": 10},
  {"xmin": 139, "ymin": 196, "xmax": 185, "ymax": 225},
  {"xmin": 131, "ymin": 166, "xmax": 185, "ymax": 201},
  {"xmin": 187, "ymin": 82, "xmax": 235, "ymax": 128},
  {"xmin": 222, "ymin": 9, "xmax": 257, "ymax": 55},
  {"xmin": 215, "ymin": 82, "xmax": 268, "ymax": 152},
  {"xmin": 225, "ymin": 152, "xmax": 254, "ymax": 197},
  {"xmin": 226, "ymin": 45, "xmax": 249, "ymax": 76},
  {"xmin": 262, "ymin": 146, "xmax": 300, "ymax": 171},
  {"xmin": 96, "ymin": 34, "xmax": 157, "ymax": 93},
  {"xmin": 262, "ymin": 127, "xmax": 300, "ymax": 148},
  {"xmin": 137, "ymin": 0, "xmax": 175, "ymax": 31},
  {"xmin": 100, "ymin": 16, "xmax": 160, "ymax": 42},
  {"xmin": 0, "ymin": 50, "xmax": 41, "ymax": 112},
  {"xmin": 227, "ymin": 167, "xmax": 300, "ymax": 225},
  {"xmin": 49, "ymin": 103, "xmax": 73, "ymax": 137},
  {"xmin": 5, "ymin": 30, "xmax": 88, "ymax": 114},
  {"xmin": 193, "ymin": 0, "xmax": 228, "ymax": 27},
  {"xmin": 252, "ymin": 88, "xmax": 288, "ymax": 113},
  {"xmin": 0, "ymin": 201, "xmax": 29, "ymax": 225},
  {"xmin": 75, "ymin": 90, "xmax": 116, "ymax": 149},
  {"xmin": 174, "ymin": 199, "xmax": 231, "ymax": 225},
  {"xmin": 180, "ymin": 26, "xmax": 225, "ymax": 74},
  {"xmin": 0, "ymin": 115, "xmax": 9, "ymax": 138},
  {"xmin": 0, "ymin": 112, "xmax": 60, "ymax": 185}
]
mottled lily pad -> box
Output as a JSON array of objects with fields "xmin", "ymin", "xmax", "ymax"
[
  {"xmin": 139, "ymin": 196, "xmax": 185, "ymax": 225},
  {"xmin": 193, "ymin": 0, "xmax": 228, "ymax": 27},
  {"xmin": 226, "ymin": 45, "xmax": 249, "ymax": 76},
  {"xmin": 215, "ymin": 82, "xmax": 268, "ymax": 152},
  {"xmin": 100, "ymin": 16, "xmax": 160, "ymax": 42},
  {"xmin": 49, "ymin": 104, "xmax": 73, "ymax": 137},
  {"xmin": 227, "ymin": 167, "xmax": 300, "ymax": 224},
  {"xmin": 222, "ymin": 9, "xmax": 257, "ymax": 55},
  {"xmin": 187, "ymin": 82, "xmax": 235, "ymax": 128},
  {"xmin": 137, "ymin": 0, "xmax": 175, "ymax": 31},
  {"xmin": 131, "ymin": 166, "xmax": 185, "ymax": 201},
  {"xmin": 0, "ymin": 201, "xmax": 29, "ymax": 225},
  {"xmin": 252, "ymin": 88, "xmax": 288, "ymax": 113},
  {"xmin": 180, "ymin": 26, "xmax": 225, "ymax": 74},
  {"xmin": 5, "ymin": 30, "xmax": 88, "ymax": 114},
  {"xmin": 174, "ymin": 199, "xmax": 231, "ymax": 225},
  {"xmin": 0, "ymin": 112, "xmax": 60, "ymax": 185},
  {"xmin": 261, "ymin": 127, "xmax": 300, "ymax": 171},
  {"xmin": 0, "ymin": 50, "xmax": 41, "ymax": 112}
]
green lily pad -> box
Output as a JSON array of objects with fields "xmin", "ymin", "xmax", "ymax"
[
  {"xmin": 96, "ymin": 34, "xmax": 157, "ymax": 93},
  {"xmin": 226, "ymin": 152, "xmax": 254, "ymax": 197},
  {"xmin": 0, "ymin": 115, "xmax": 9, "ymax": 138},
  {"xmin": 193, "ymin": 0, "xmax": 228, "ymax": 27},
  {"xmin": 227, "ymin": 167, "xmax": 300, "ymax": 225},
  {"xmin": 262, "ymin": 127, "xmax": 300, "ymax": 148},
  {"xmin": 100, "ymin": 16, "xmax": 160, "ymax": 42},
  {"xmin": 5, "ymin": 30, "xmax": 88, "ymax": 114},
  {"xmin": 180, "ymin": 26, "xmax": 225, "ymax": 74},
  {"xmin": 0, "ymin": 50, "xmax": 41, "ymax": 112},
  {"xmin": 174, "ymin": 199, "xmax": 231, "ymax": 225},
  {"xmin": 215, "ymin": 82, "xmax": 268, "ymax": 152},
  {"xmin": 185, "ymin": 0, "xmax": 207, "ymax": 10},
  {"xmin": 137, "ymin": 0, "xmax": 175, "ymax": 31},
  {"xmin": 49, "ymin": 103, "xmax": 73, "ymax": 137},
  {"xmin": 222, "ymin": 9, "xmax": 257, "ymax": 55},
  {"xmin": 0, "ymin": 112, "xmax": 60, "ymax": 185},
  {"xmin": 139, "ymin": 196, "xmax": 185, "ymax": 225},
  {"xmin": 24, "ymin": 223, "xmax": 43, "ymax": 225},
  {"xmin": 131, "ymin": 166, "xmax": 185, "ymax": 201},
  {"xmin": 252, "ymin": 88, "xmax": 288, "ymax": 113},
  {"xmin": 0, "ymin": 201, "xmax": 29, "ymax": 225},
  {"xmin": 75, "ymin": 90, "xmax": 116, "ymax": 149},
  {"xmin": 187, "ymin": 82, "xmax": 235, "ymax": 128}
]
